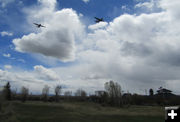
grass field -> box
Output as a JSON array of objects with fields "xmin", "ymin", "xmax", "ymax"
[{"xmin": 1, "ymin": 101, "xmax": 164, "ymax": 122}]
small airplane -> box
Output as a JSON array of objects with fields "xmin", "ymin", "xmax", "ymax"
[
  {"xmin": 94, "ymin": 17, "xmax": 104, "ymax": 23},
  {"xmin": 33, "ymin": 23, "xmax": 46, "ymax": 28}
]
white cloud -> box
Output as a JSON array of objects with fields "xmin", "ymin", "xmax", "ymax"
[
  {"xmin": 159, "ymin": 0, "xmax": 180, "ymax": 20},
  {"xmin": 121, "ymin": 5, "xmax": 130, "ymax": 12},
  {"xmin": 75, "ymin": 0, "xmax": 180, "ymax": 94},
  {"xmin": 34, "ymin": 65, "xmax": 60, "ymax": 81},
  {"xmin": 13, "ymin": 0, "xmax": 85, "ymax": 62},
  {"xmin": 0, "ymin": 31, "xmax": 13, "ymax": 36},
  {"xmin": 3, "ymin": 53, "xmax": 11, "ymax": 58},
  {"xmin": 2, "ymin": 53, "xmax": 25, "ymax": 63},
  {"xmin": 0, "ymin": 65, "xmax": 61, "ymax": 94},
  {"xmin": 134, "ymin": 0, "xmax": 159, "ymax": 12},
  {"xmin": 79, "ymin": 13, "xmax": 83, "ymax": 17},
  {"xmin": 5, "ymin": 0, "xmax": 180, "ymax": 94},
  {"xmin": 4, "ymin": 65, "xmax": 12, "ymax": 69},
  {"xmin": 121, "ymin": 5, "xmax": 127, "ymax": 10},
  {"xmin": 135, "ymin": 1, "xmax": 154, "ymax": 9},
  {"xmin": 82, "ymin": 0, "xmax": 90, "ymax": 3},
  {"xmin": 88, "ymin": 22, "xmax": 108, "ymax": 30}
]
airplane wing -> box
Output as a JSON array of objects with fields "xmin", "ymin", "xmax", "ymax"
[
  {"xmin": 94, "ymin": 17, "xmax": 100, "ymax": 20},
  {"xmin": 41, "ymin": 25, "xmax": 46, "ymax": 28},
  {"xmin": 33, "ymin": 23, "xmax": 39, "ymax": 26}
]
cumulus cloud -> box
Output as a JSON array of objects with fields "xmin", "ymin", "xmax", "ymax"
[
  {"xmin": 0, "ymin": 31, "xmax": 13, "ymax": 36},
  {"xmin": 13, "ymin": 0, "xmax": 85, "ymax": 62},
  {"xmin": 159, "ymin": 0, "xmax": 180, "ymax": 20},
  {"xmin": 75, "ymin": 0, "xmax": 180, "ymax": 94},
  {"xmin": 34, "ymin": 65, "xmax": 60, "ymax": 81},
  {"xmin": 88, "ymin": 22, "xmax": 108, "ymax": 30},
  {"xmin": 6, "ymin": 0, "xmax": 180, "ymax": 94},
  {"xmin": 0, "ymin": 65, "xmax": 61, "ymax": 93}
]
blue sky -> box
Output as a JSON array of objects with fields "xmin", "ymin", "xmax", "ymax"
[
  {"xmin": 58, "ymin": 0, "xmax": 135, "ymax": 21},
  {"xmin": 1, "ymin": 0, "xmax": 180, "ymax": 95},
  {"xmin": 0, "ymin": 0, "xmax": 137, "ymax": 70}
]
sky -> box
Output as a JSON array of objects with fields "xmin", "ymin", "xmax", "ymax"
[{"xmin": 0, "ymin": 0, "xmax": 180, "ymax": 95}]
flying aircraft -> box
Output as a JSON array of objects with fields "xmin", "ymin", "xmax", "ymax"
[
  {"xmin": 33, "ymin": 23, "xmax": 46, "ymax": 28},
  {"xmin": 94, "ymin": 17, "xmax": 104, "ymax": 23}
]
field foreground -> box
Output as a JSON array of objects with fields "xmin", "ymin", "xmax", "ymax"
[{"xmin": 1, "ymin": 101, "xmax": 164, "ymax": 122}]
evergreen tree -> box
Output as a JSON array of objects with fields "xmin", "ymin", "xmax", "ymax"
[
  {"xmin": 3, "ymin": 82, "xmax": 11, "ymax": 101},
  {"xmin": 149, "ymin": 88, "xmax": 154, "ymax": 96}
]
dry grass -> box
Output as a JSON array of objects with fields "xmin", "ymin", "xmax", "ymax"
[{"xmin": 6, "ymin": 101, "xmax": 164, "ymax": 122}]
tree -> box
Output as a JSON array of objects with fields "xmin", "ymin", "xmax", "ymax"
[
  {"xmin": 21, "ymin": 86, "xmax": 29, "ymax": 102},
  {"xmin": 0, "ymin": 86, "xmax": 18, "ymax": 121},
  {"xmin": 54, "ymin": 85, "xmax": 62, "ymax": 102},
  {"xmin": 75, "ymin": 89, "xmax": 87, "ymax": 101},
  {"xmin": 75, "ymin": 89, "xmax": 87, "ymax": 97},
  {"xmin": 64, "ymin": 91, "xmax": 72, "ymax": 101},
  {"xmin": 64, "ymin": 91, "xmax": 72, "ymax": 97},
  {"xmin": 42, "ymin": 85, "xmax": 50, "ymax": 102},
  {"xmin": 3, "ymin": 82, "xmax": 11, "ymax": 101},
  {"xmin": 11, "ymin": 88, "xmax": 17, "ymax": 100},
  {"xmin": 149, "ymin": 89, "xmax": 154, "ymax": 96},
  {"xmin": 0, "ymin": 91, "xmax": 3, "ymax": 111},
  {"xmin": 104, "ymin": 80, "xmax": 122, "ymax": 106}
]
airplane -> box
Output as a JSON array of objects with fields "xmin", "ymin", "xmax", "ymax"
[
  {"xmin": 94, "ymin": 17, "xmax": 104, "ymax": 23},
  {"xmin": 33, "ymin": 23, "xmax": 46, "ymax": 28}
]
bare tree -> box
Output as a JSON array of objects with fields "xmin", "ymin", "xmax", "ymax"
[
  {"xmin": 42, "ymin": 85, "xmax": 50, "ymax": 102},
  {"xmin": 21, "ymin": 86, "xmax": 29, "ymax": 102},
  {"xmin": 75, "ymin": 89, "xmax": 87, "ymax": 97},
  {"xmin": 74, "ymin": 89, "xmax": 87, "ymax": 101},
  {"xmin": 54, "ymin": 85, "xmax": 62, "ymax": 102},
  {"xmin": 64, "ymin": 91, "xmax": 72, "ymax": 101},
  {"xmin": 104, "ymin": 80, "xmax": 122, "ymax": 106},
  {"xmin": 64, "ymin": 91, "xmax": 72, "ymax": 97},
  {"xmin": 11, "ymin": 88, "xmax": 17, "ymax": 100}
]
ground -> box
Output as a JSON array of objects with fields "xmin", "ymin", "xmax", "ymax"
[{"xmin": 1, "ymin": 101, "xmax": 164, "ymax": 122}]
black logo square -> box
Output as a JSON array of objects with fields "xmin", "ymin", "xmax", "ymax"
[{"xmin": 165, "ymin": 106, "xmax": 180, "ymax": 122}]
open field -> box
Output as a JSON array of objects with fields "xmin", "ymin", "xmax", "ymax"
[{"xmin": 1, "ymin": 101, "xmax": 164, "ymax": 122}]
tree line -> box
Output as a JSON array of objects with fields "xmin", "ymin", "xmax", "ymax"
[{"xmin": 1, "ymin": 80, "xmax": 180, "ymax": 108}]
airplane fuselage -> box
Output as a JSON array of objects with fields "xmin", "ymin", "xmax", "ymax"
[
  {"xmin": 33, "ymin": 23, "xmax": 45, "ymax": 28},
  {"xmin": 94, "ymin": 17, "xmax": 104, "ymax": 23}
]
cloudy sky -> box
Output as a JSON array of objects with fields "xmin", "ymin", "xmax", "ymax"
[{"xmin": 0, "ymin": 0, "xmax": 180, "ymax": 95}]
